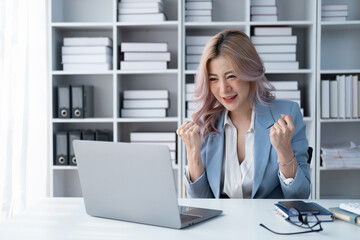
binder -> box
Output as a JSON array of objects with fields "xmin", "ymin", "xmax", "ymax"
[
  {"xmin": 68, "ymin": 131, "xmax": 82, "ymax": 166},
  {"xmin": 82, "ymin": 130, "xmax": 95, "ymax": 140},
  {"xmin": 71, "ymin": 85, "xmax": 94, "ymax": 118},
  {"xmin": 95, "ymin": 130, "xmax": 110, "ymax": 141},
  {"xmin": 57, "ymin": 87, "xmax": 71, "ymax": 118},
  {"xmin": 55, "ymin": 132, "xmax": 68, "ymax": 165}
]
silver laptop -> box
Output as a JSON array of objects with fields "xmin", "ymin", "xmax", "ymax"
[{"xmin": 73, "ymin": 140, "xmax": 222, "ymax": 229}]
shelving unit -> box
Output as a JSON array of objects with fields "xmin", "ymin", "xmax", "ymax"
[
  {"xmin": 316, "ymin": 0, "xmax": 360, "ymax": 199},
  {"xmin": 48, "ymin": 0, "xmax": 359, "ymax": 199}
]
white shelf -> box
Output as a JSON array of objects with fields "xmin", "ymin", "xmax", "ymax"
[
  {"xmin": 53, "ymin": 166, "xmax": 78, "ymax": 170},
  {"xmin": 51, "ymin": 22, "xmax": 113, "ymax": 29},
  {"xmin": 53, "ymin": 118, "xmax": 114, "ymax": 123},
  {"xmin": 117, "ymin": 117, "xmax": 179, "ymax": 123},
  {"xmin": 320, "ymin": 167, "xmax": 360, "ymax": 171},
  {"xmin": 52, "ymin": 70, "xmax": 114, "ymax": 75},
  {"xmin": 320, "ymin": 69, "xmax": 360, "ymax": 74},
  {"xmin": 116, "ymin": 69, "xmax": 178, "ymax": 75},
  {"xmin": 320, "ymin": 119, "xmax": 360, "ymax": 123},
  {"xmin": 250, "ymin": 21, "xmax": 313, "ymax": 26}
]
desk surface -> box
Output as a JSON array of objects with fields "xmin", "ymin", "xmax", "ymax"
[{"xmin": 0, "ymin": 198, "xmax": 359, "ymax": 240}]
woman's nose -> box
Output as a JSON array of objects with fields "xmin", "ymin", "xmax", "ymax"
[{"xmin": 220, "ymin": 79, "xmax": 231, "ymax": 93}]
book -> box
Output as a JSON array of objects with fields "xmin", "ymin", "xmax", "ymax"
[
  {"xmin": 255, "ymin": 44, "xmax": 296, "ymax": 53},
  {"xmin": 269, "ymin": 81, "xmax": 298, "ymax": 90},
  {"xmin": 186, "ymin": 54, "xmax": 202, "ymax": 63},
  {"xmin": 185, "ymin": 83, "xmax": 195, "ymax": 93},
  {"xmin": 251, "ymin": 0, "xmax": 276, "ymax": 6},
  {"xmin": 121, "ymin": 42, "xmax": 167, "ymax": 52},
  {"xmin": 187, "ymin": 101, "xmax": 200, "ymax": 110},
  {"xmin": 62, "ymin": 54, "xmax": 112, "ymax": 64},
  {"xmin": 251, "ymin": 36, "xmax": 297, "ymax": 45},
  {"xmin": 251, "ymin": 6, "xmax": 277, "ymax": 15},
  {"xmin": 118, "ymin": 13, "xmax": 166, "ymax": 22},
  {"xmin": 254, "ymin": 27, "xmax": 292, "ymax": 36},
  {"xmin": 259, "ymin": 53, "xmax": 296, "ymax": 62},
  {"xmin": 329, "ymin": 207, "xmax": 360, "ymax": 226},
  {"xmin": 264, "ymin": 61, "xmax": 299, "ymax": 70},
  {"xmin": 345, "ymin": 75, "xmax": 353, "ymax": 118},
  {"xmin": 122, "ymin": 52, "xmax": 170, "ymax": 61},
  {"xmin": 187, "ymin": 63, "xmax": 199, "ymax": 70},
  {"xmin": 322, "ymin": 4, "xmax": 348, "ymax": 11},
  {"xmin": 321, "ymin": 11, "xmax": 348, "ymax": 17},
  {"xmin": 275, "ymin": 202, "xmax": 334, "ymax": 222},
  {"xmin": 118, "ymin": 2, "xmax": 163, "ymax": 9},
  {"xmin": 118, "ymin": 7, "xmax": 163, "ymax": 15},
  {"xmin": 338, "ymin": 75, "xmax": 346, "ymax": 119},
  {"xmin": 120, "ymin": 61, "xmax": 167, "ymax": 70},
  {"xmin": 121, "ymin": 109, "xmax": 166, "ymax": 118},
  {"xmin": 123, "ymin": 90, "xmax": 169, "ymax": 99},
  {"xmin": 130, "ymin": 132, "xmax": 176, "ymax": 142},
  {"xmin": 63, "ymin": 37, "xmax": 112, "ymax": 47},
  {"xmin": 322, "ymin": 16, "xmax": 347, "ymax": 22},
  {"xmin": 186, "ymin": 46, "xmax": 205, "ymax": 54},
  {"xmin": 352, "ymin": 75, "xmax": 358, "ymax": 118},
  {"xmin": 330, "ymin": 80, "xmax": 338, "ymax": 118},
  {"xmin": 123, "ymin": 99, "xmax": 169, "ymax": 109},
  {"xmin": 63, "ymin": 63, "xmax": 112, "ymax": 71},
  {"xmin": 185, "ymin": 93, "xmax": 193, "ymax": 101},
  {"xmin": 251, "ymin": 15, "xmax": 278, "ymax": 22},
  {"xmin": 185, "ymin": 16, "xmax": 212, "ymax": 22},
  {"xmin": 131, "ymin": 141, "xmax": 176, "ymax": 151},
  {"xmin": 272, "ymin": 90, "xmax": 300, "ymax": 99},
  {"xmin": 321, "ymin": 80, "xmax": 330, "ymax": 119},
  {"xmin": 185, "ymin": 10, "xmax": 212, "ymax": 16},
  {"xmin": 186, "ymin": 36, "xmax": 213, "ymax": 45},
  {"xmin": 62, "ymin": 46, "xmax": 112, "ymax": 55},
  {"xmin": 185, "ymin": 2, "xmax": 213, "ymax": 10}
]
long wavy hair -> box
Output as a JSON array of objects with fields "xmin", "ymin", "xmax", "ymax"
[{"xmin": 192, "ymin": 30, "xmax": 274, "ymax": 138}]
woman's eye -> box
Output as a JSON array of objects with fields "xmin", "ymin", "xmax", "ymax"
[
  {"xmin": 209, "ymin": 78, "xmax": 217, "ymax": 81},
  {"xmin": 227, "ymin": 75, "xmax": 236, "ymax": 79}
]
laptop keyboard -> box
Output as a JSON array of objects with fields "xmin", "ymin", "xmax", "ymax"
[{"xmin": 180, "ymin": 213, "xmax": 202, "ymax": 222}]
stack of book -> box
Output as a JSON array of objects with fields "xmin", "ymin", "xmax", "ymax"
[
  {"xmin": 321, "ymin": 141, "xmax": 360, "ymax": 169},
  {"xmin": 250, "ymin": 0, "xmax": 278, "ymax": 22},
  {"xmin": 321, "ymin": 75, "xmax": 359, "ymax": 119},
  {"xmin": 186, "ymin": 35, "xmax": 212, "ymax": 70},
  {"xmin": 118, "ymin": 0, "xmax": 166, "ymax": 22},
  {"xmin": 130, "ymin": 132, "xmax": 177, "ymax": 165},
  {"xmin": 185, "ymin": 0, "xmax": 212, "ymax": 22},
  {"xmin": 185, "ymin": 83, "xmax": 200, "ymax": 118},
  {"xmin": 252, "ymin": 26, "xmax": 298, "ymax": 70},
  {"xmin": 120, "ymin": 42, "xmax": 170, "ymax": 70},
  {"xmin": 329, "ymin": 203, "xmax": 360, "ymax": 226},
  {"xmin": 270, "ymin": 81, "xmax": 304, "ymax": 115},
  {"xmin": 62, "ymin": 37, "xmax": 113, "ymax": 71},
  {"xmin": 322, "ymin": 4, "xmax": 348, "ymax": 22},
  {"xmin": 121, "ymin": 90, "xmax": 169, "ymax": 118}
]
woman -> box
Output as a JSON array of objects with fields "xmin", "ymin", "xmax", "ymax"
[{"xmin": 177, "ymin": 30, "xmax": 310, "ymax": 199}]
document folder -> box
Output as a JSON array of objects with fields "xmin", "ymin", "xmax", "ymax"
[
  {"xmin": 95, "ymin": 130, "xmax": 110, "ymax": 141},
  {"xmin": 71, "ymin": 85, "xmax": 94, "ymax": 118},
  {"xmin": 82, "ymin": 130, "xmax": 95, "ymax": 140},
  {"xmin": 57, "ymin": 87, "xmax": 71, "ymax": 118},
  {"xmin": 55, "ymin": 132, "xmax": 68, "ymax": 165},
  {"xmin": 69, "ymin": 131, "xmax": 82, "ymax": 166}
]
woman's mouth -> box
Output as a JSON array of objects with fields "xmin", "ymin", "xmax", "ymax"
[{"xmin": 222, "ymin": 95, "xmax": 237, "ymax": 103}]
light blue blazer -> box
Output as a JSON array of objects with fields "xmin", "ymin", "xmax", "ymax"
[{"xmin": 185, "ymin": 100, "xmax": 310, "ymax": 199}]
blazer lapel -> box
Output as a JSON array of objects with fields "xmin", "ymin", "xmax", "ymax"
[
  {"xmin": 251, "ymin": 102, "xmax": 275, "ymax": 198},
  {"xmin": 205, "ymin": 111, "xmax": 225, "ymax": 198}
]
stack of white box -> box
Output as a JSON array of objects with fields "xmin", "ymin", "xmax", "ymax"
[
  {"xmin": 270, "ymin": 81, "xmax": 304, "ymax": 115},
  {"xmin": 252, "ymin": 26, "xmax": 298, "ymax": 70},
  {"xmin": 120, "ymin": 42, "xmax": 170, "ymax": 70},
  {"xmin": 121, "ymin": 90, "xmax": 169, "ymax": 118},
  {"xmin": 250, "ymin": 0, "xmax": 278, "ymax": 21},
  {"xmin": 321, "ymin": 4, "xmax": 348, "ymax": 22},
  {"xmin": 130, "ymin": 132, "xmax": 177, "ymax": 165},
  {"xmin": 185, "ymin": 0, "xmax": 212, "ymax": 22},
  {"xmin": 186, "ymin": 35, "xmax": 212, "ymax": 70},
  {"xmin": 62, "ymin": 37, "xmax": 113, "ymax": 71},
  {"xmin": 118, "ymin": 0, "xmax": 166, "ymax": 22},
  {"xmin": 185, "ymin": 83, "xmax": 200, "ymax": 118}
]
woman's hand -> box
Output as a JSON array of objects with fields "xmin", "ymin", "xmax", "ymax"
[
  {"xmin": 176, "ymin": 122, "xmax": 204, "ymax": 181},
  {"xmin": 270, "ymin": 114, "xmax": 297, "ymax": 177}
]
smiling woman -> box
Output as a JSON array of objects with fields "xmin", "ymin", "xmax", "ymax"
[
  {"xmin": 176, "ymin": 30, "xmax": 310, "ymax": 199},
  {"xmin": 0, "ymin": 0, "xmax": 47, "ymax": 222}
]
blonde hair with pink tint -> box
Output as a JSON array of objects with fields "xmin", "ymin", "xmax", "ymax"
[{"xmin": 192, "ymin": 30, "xmax": 274, "ymax": 137}]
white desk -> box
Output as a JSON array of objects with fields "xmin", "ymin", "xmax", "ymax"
[{"xmin": 0, "ymin": 198, "xmax": 359, "ymax": 239}]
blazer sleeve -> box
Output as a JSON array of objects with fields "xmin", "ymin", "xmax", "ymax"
[
  {"xmin": 184, "ymin": 137, "xmax": 215, "ymax": 198},
  {"xmin": 278, "ymin": 102, "xmax": 311, "ymax": 199}
]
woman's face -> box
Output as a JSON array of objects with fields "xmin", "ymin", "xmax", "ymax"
[{"xmin": 208, "ymin": 56, "xmax": 251, "ymax": 113}]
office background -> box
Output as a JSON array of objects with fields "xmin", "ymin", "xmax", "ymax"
[{"xmin": 1, "ymin": 0, "xmax": 360, "ymax": 222}]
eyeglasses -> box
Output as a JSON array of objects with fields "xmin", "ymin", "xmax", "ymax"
[{"xmin": 260, "ymin": 207, "xmax": 323, "ymax": 235}]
